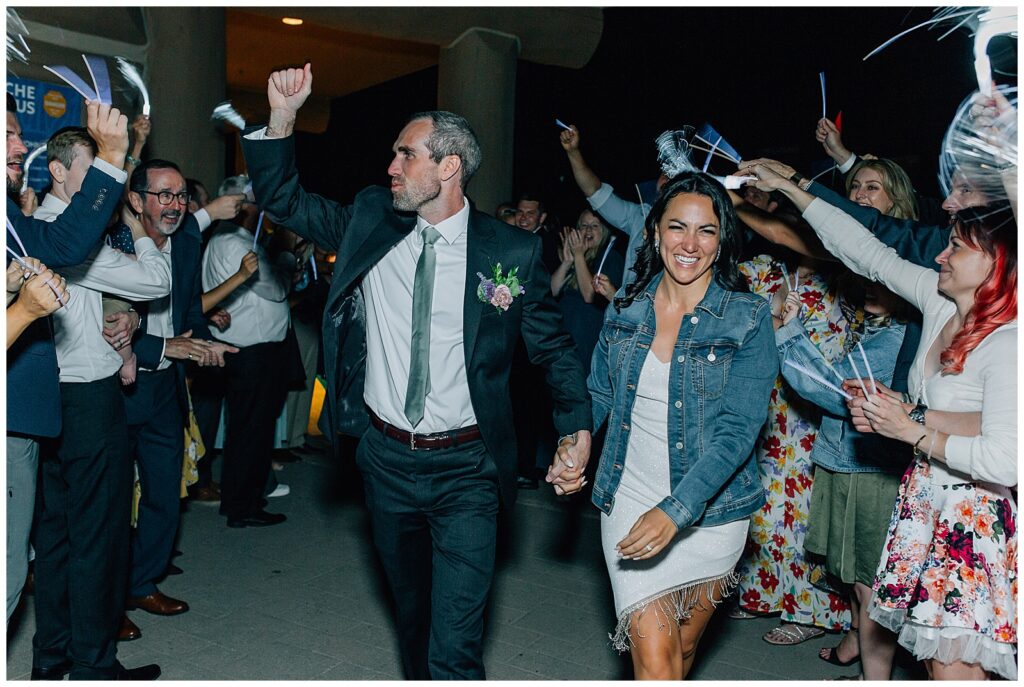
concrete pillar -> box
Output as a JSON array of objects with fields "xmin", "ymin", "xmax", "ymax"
[
  {"xmin": 143, "ymin": 7, "xmax": 226, "ymax": 191},
  {"xmin": 438, "ymin": 28, "xmax": 520, "ymax": 218}
]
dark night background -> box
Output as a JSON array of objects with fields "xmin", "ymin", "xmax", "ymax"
[{"xmin": 290, "ymin": 6, "xmax": 1015, "ymax": 228}]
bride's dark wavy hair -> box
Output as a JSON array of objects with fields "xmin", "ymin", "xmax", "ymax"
[{"xmin": 614, "ymin": 172, "xmax": 748, "ymax": 311}]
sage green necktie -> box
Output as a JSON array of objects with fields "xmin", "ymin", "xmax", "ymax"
[{"xmin": 404, "ymin": 225, "xmax": 442, "ymax": 427}]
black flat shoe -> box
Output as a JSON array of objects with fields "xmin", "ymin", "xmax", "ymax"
[
  {"xmin": 227, "ymin": 510, "xmax": 286, "ymax": 528},
  {"xmin": 116, "ymin": 663, "xmax": 162, "ymax": 680},
  {"xmin": 30, "ymin": 661, "xmax": 71, "ymax": 680}
]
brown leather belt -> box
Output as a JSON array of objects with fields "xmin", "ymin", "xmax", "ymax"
[{"xmin": 368, "ymin": 409, "xmax": 482, "ymax": 451}]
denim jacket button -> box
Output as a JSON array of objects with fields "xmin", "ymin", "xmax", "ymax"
[
  {"xmin": 676, "ymin": 355, "xmax": 685, "ymax": 363},
  {"xmin": 707, "ymin": 353, "xmax": 716, "ymax": 362},
  {"xmin": 674, "ymin": 400, "xmax": 682, "ymax": 409},
  {"xmin": 690, "ymin": 316, "xmax": 699, "ymax": 324},
  {"xmin": 675, "ymin": 441, "xmax": 683, "ymax": 449}
]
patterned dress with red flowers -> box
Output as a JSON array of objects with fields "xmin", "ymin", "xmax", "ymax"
[{"xmin": 733, "ymin": 256, "xmax": 853, "ymax": 631}]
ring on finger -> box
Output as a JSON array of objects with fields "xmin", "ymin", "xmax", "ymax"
[{"xmin": 645, "ymin": 543, "xmax": 654, "ymax": 553}]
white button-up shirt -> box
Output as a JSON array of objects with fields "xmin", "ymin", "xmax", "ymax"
[
  {"xmin": 201, "ymin": 223, "xmax": 292, "ymax": 347},
  {"xmin": 362, "ymin": 200, "xmax": 476, "ymax": 433},
  {"xmin": 33, "ymin": 193, "xmax": 172, "ymax": 383}
]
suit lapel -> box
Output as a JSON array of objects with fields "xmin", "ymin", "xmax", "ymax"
[
  {"xmin": 463, "ymin": 212, "xmax": 498, "ymax": 367},
  {"xmin": 328, "ymin": 213, "xmax": 415, "ymax": 313}
]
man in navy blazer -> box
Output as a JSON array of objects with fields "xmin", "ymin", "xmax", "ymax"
[
  {"xmin": 5, "ymin": 96, "xmax": 128, "ymax": 626},
  {"xmin": 241, "ymin": 64, "xmax": 592, "ymax": 679},
  {"xmin": 120, "ymin": 160, "xmax": 238, "ymax": 623}
]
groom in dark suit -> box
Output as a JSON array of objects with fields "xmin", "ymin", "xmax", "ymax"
[{"xmin": 241, "ymin": 64, "xmax": 592, "ymax": 679}]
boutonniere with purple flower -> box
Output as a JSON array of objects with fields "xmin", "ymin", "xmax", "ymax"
[{"xmin": 476, "ymin": 263, "xmax": 525, "ymax": 312}]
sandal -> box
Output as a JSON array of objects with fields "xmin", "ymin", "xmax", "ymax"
[
  {"xmin": 762, "ymin": 623, "xmax": 825, "ymax": 645},
  {"xmin": 819, "ymin": 628, "xmax": 860, "ymax": 667},
  {"xmin": 729, "ymin": 606, "xmax": 761, "ymax": 620}
]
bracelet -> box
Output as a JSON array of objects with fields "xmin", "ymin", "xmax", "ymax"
[
  {"xmin": 788, "ymin": 171, "xmax": 804, "ymax": 185},
  {"xmin": 125, "ymin": 154, "xmax": 139, "ymax": 166},
  {"xmin": 912, "ymin": 433, "xmax": 929, "ymax": 456}
]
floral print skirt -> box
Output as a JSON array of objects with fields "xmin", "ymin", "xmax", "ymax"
[{"xmin": 870, "ymin": 458, "xmax": 1017, "ymax": 679}]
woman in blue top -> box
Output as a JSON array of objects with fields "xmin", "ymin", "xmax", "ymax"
[
  {"xmin": 775, "ymin": 278, "xmax": 909, "ymax": 678},
  {"xmin": 584, "ymin": 172, "xmax": 777, "ymax": 678}
]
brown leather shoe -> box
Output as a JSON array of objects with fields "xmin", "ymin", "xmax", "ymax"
[
  {"xmin": 191, "ymin": 484, "xmax": 220, "ymax": 503},
  {"xmin": 128, "ymin": 591, "xmax": 189, "ymax": 616},
  {"xmin": 118, "ymin": 615, "xmax": 141, "ymax": 641}
]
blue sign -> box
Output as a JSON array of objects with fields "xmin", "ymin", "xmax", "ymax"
[{"xmin": 7, "ymin": 76, "xmax": 84, "ymax": 192}]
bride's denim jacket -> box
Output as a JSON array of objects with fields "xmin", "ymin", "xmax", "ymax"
[{"xmin": 589, "ymin": 272, "xmax": 776, "ymax": 530}]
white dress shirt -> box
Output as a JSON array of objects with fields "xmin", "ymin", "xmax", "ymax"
[
  {"xmin": 362, "ymin": 200, "xmax": 476, "ymax": 433},
  {"xmin": 201, "ymin": 223, "xmax": 292, "ymax": 347},
  {"xmin": 137, "ymin": 238, "xmax": 174, "ymax": 371},
  {"xmin": 803, "ymin": 198, "xmax": 1017, "ymax": 489},
  {"xmin": 33, "ymin": 193, "xmax": 172, "ymax": 383}
]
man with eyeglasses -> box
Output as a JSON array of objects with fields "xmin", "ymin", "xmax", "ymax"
[
  {"xmin": 113, "ymin": 160, "xmax": 240, "ymax": 632},
  {"xmin": 201, "ymin": 174, "xmax": 296, "ymax": 528},
  {"xmin": 29, "ymin": 129, "xmax": 172, "ymax": 681}
]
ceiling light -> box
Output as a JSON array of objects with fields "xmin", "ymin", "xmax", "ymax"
[{"xmin": 282, "ymin": 17, "xmax": 303, "ymax": 26}]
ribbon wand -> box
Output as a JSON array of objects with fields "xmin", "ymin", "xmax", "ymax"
[
  {"xmin": 845, "ymin": 348, "xmax": 872, "ymax": 399},
  {"xmin": 595, "ymin": 235, "xmax": 617, "ymax": 277},
  {"xmin": 819, "ymin": 71, "xmax": 827, "ymax": 119},
  {"xmin": 856, "ymin": 340, "xmax": 878, "ymax": 395},
  {"xmin": 784, "ymin": 360, "xmax": 853, "ymax": 400},
  {"xmin": 252, "ymin": 211, "xmax": 265, "ymax": 251}
]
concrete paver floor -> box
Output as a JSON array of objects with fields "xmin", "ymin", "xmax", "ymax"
[{"xmin": 7, "ymin": 446, "xmax": 926, "ymax": 680}]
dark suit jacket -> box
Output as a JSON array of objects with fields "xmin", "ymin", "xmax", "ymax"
[
  {"xmin": 806, "ymin": 181, "xmax": 948, "ymax": 394},
  {"xmin": 6, "ymin": 166, "xmax": 123, "ymax": 437},
  {"xmin": 241, "ymin": 130, "xmax": 591, "ymax": 505},
  {"xmin": 122, "ymin": 215, "xmax": 211, "ymax": 426}
]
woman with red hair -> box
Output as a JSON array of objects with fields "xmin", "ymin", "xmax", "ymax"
[{"xmin": 747, "ymin": 160, "xmax": 1017, "ymax": 681}]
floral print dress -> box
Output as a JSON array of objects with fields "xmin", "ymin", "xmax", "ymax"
[{"xmin": 733, "ymin": 256, "xmax": 853, "ymax": 630}]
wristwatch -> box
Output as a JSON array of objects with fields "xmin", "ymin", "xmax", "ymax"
[
  {"xmin": 788, "ymin": 171, "xmax": 804, "ymax": 185},
  {"xmin": 908, "ymin": 402, "xmax": 927, "ymax": 425}
]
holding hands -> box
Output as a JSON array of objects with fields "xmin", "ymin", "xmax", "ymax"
[
  {"xmin": 163, "ymin": 329, "xmax": 239, "ymax": 367},
  {"xmin": 546, "ymin": 430, "xmax": 593, "ymax": 495}
]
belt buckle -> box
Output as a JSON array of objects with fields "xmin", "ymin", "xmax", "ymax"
[{"xmin": 409, "ymin": 432, "xmax": 417, "ymax": 451}]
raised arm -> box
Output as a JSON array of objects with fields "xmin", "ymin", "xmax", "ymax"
[
  {"xmin": 9, "ymin": 102, "xmax": 128, "ymax": 267},
  {"xmin": 728, "ymin": 189, "xmax": 829, "ymax": 258},
  {"xmin": 240, "ymin": 64, "xmax": 356, "ymax": 252},
  {"xmin": 738, "ymin": 157, "xmax": 948, "ymax": 268},
  {"xmin": 559, "ymin": 125, "xmax": 602, "ymax": 197},
  {"xmin": 745, "ymin": 164, "xmax": 942, "ymax": 315}
]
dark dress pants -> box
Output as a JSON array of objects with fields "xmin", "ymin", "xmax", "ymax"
[
  {"xmin": 126, "ymin": 368, "xmax": 184, "ymax": 597},
  {"xmin": 356, "ymin": 426, "xmax": 499, "ymax": 680},
  {"xmin": 218, "ymin": 340, "xmax": 287, "ymax": 520},
  {"xmin": 189, "ymin": 363, "xmax": 226, "ymax": 489},
  {"xmin": 32, "ymin": 376, "xmax": 131, "ymax": 680}
]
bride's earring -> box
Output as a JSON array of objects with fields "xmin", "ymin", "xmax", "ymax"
[{"xmin": 716, "ymin": 245, "xmax": 722, "ymax": 261}]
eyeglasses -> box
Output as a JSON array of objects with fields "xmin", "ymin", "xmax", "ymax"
[{"xmin": 139, "ymin": 190, "xmax": 190, "ymax": 206}]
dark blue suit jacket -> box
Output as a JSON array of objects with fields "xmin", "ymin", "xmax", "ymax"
[
  {"xmin": 7, "ymin": 166, "xmax": 123, "ymax": 437},
  {"xmin": 121, "ymin": 215, "xmax": 211, "ymax": 426}
]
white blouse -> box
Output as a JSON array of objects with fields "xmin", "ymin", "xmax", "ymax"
[{"xmin": 802, "ymin": 198, "xmax": 1017, "ymax": 488}]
